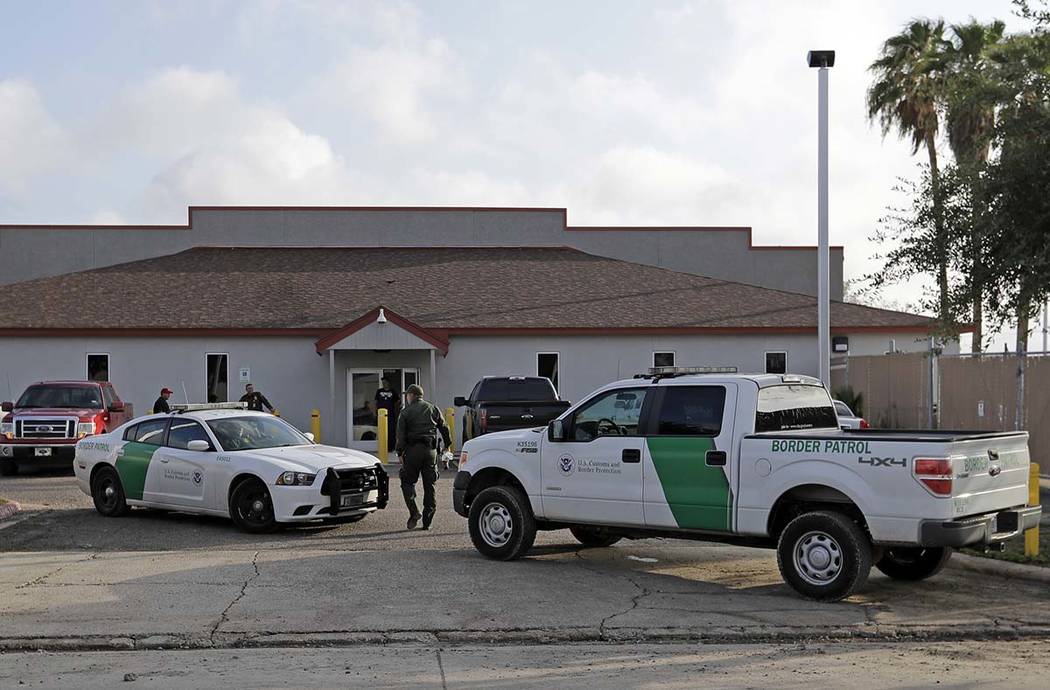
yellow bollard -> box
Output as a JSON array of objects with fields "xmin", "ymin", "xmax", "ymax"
[
  {"xmin": 445, "ymin": 407, "xmax": 456, "ymax": 453},
  {"xmin": 377, "ymin": 408, "xmax": 388, "ymax": 464},
  {"xmin": 1025, "ymin": 463, "xmax": 1040, "ymax": 558},
  {"xmin": 310, "ymin": 408, "xmax": 321, "ymax": 443}
]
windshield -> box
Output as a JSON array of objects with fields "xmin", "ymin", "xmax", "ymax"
[
  {"xmin": 755, "ymin": 385, "xmax": 838, "ymax": 432},
  {"xmin": 479, "ymin": 378, "xmax": 557, "ymax": 402},
  {"xmin": 16, "ymin": 385, "xmax": 102, "ymax": 409},
  {"xmin": 206, "ymin": 416, "xmax": 311, "ymax": 451}
]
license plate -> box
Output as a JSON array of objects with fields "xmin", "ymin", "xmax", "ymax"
[
  {"xmin": 341, "ymin": 491, "xmax": 376, "ymax": 508},
  {"xmin": 34, "ymin": 447, "xmax": 52, "ymax": 457}
]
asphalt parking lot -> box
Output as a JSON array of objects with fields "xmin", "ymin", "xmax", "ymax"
[{"xmin": 3, "ymin": 468, "xmax": 1050, "ymax": 687}]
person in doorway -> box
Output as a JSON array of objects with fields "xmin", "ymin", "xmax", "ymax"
[
  {"xmin": 374, "ymin": 377, "xmax": 399, "ymax": 451},
  {"xmin": 152, "ymin": 387, "xmax": 173, "ymax": 414},
  {"xmin": 396, "ymin": 384, "xmax": 451, "ymax": 531},
  {"xmin": 239, "ymin": 384, "xmax": 275, "ymax": 413}
]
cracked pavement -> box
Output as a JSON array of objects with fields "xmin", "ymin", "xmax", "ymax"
[{"xmin": 3, "ymin": 471, "xmax": 1050, "ymax": 653}]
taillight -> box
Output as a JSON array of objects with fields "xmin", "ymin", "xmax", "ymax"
[
  {"xmin": 860, "ymin": 418, "xmax": 870, "ymax": 429},
  {"xmin": 478, "ymin": 408, "xmax": 488, "ymax": 433},
  {"xmin": 914, "ymin": 457, "xmax": 953, "ymax": 496}
]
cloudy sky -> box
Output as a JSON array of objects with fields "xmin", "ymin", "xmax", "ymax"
[{"xmin": 0, "ymin": 0, "xmax": 1039, "ymax": 349}]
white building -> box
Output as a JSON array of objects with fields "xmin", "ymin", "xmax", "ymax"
[{"xmin": 0, "ymin": 207, "xmax": 941, "ymax": 449}]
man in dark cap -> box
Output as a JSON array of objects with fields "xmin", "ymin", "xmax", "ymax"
[
  {"xmin": 153, "ymin": 387, "xmax": 173, "ymax": 414},
  {"xmin": 395, "ymin": 384, "xmax": 451, "ymax": 530}
]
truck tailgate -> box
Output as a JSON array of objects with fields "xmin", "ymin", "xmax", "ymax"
[
  {"xmin": 949, "ymin": 433, "xmax": 1031, "ymax": 518},
  {"xmin": 481, "ymin": 401, "xmax": 570, "ymax": 432}
]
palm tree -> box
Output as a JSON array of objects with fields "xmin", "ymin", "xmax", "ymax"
[
  {"xmin": 867, "ymin": 19, "xmax": 952, "ymax": 324},
  {"xmin": 943, "ymin": 20, "xmax": 1007, "ymax": 352}
]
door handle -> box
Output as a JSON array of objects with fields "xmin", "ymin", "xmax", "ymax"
[
  {"xmin": 622, "ymin": 449, "xmax": 641, "ymax": 463},
  {"xmin": 159, "ymin": 457, "xmax": 170, "ymax": 464},
  {"xmin": 705, "ymin": 450, "xmax": 727, "ymax": 466}
]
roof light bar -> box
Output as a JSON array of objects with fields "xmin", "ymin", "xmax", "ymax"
[
  {"xmin": 171, "ymin": 402, "xmax": 249, "ymax": 413},
  {"xmin": 647, "ymin": 366, "xmax": 738, "ymax": 376}
]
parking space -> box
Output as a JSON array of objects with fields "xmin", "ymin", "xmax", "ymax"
[{"xmin": 3, "ymin": 469, "xmax": 1050, "ymax": 651}]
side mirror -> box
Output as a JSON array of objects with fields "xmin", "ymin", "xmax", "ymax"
[
  {"xmin": 1, "ymin": 402, "xmax": 11, "ymax": 412},
  {"xmin": 453, "ymin": 396, "xmax": 467, "ymax": 407},
  {"xmin": 548, "ymin": 419, "xmax": 565, "ymax": 442},
  {"xmin": 186, "ymin": 439, "xmax": 211, "ymax": 452},
  {"xmin": 108, "ymin": 402, "xmax": 125, "ymax": 413},
  {"xmin": 304, "ymin": 432, "xmax": 315, "ymax": 443}
]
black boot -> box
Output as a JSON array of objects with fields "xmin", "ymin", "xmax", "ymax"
[
  {"xmin": 407, "ymin": 514, "xmax": 420, "ymax": 530},
  {"xmin": 421, "ymin": 510, "xmax": 435, "ymax": 531}
]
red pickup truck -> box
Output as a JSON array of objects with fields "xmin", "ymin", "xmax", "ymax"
[{"xmin": 0, "ymin": 380, "xmax": 133, "ymax": 475}]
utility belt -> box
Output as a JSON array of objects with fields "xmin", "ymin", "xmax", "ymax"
[{"xmin": 407, "ymin": 435, "xmax": 438, "ymax": 449}]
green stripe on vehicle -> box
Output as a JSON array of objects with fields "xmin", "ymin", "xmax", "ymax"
[
  {"xmin": 115, "ymin": 442, "xmax": 157, "ymax": 501},
  {"xmin": 647, "ymin": 437, "xmax": 731, "ymax": 531}
]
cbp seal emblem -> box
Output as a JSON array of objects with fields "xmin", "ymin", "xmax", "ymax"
[{"xmin": 558, "ymin": 454, "xmax": 575, "ymax": 476}]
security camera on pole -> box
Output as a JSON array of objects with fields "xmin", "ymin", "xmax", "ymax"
[{"xmin": 808, "ymin": 50, "xmax": 834, "ymax": 385}]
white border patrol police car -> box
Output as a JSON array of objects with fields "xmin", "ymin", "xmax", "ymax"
[{"xmin": 74, "ymin": 404, "xmax": 388, "ymax": 533}]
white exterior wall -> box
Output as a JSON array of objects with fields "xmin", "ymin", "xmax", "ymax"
[{"xmin": 0, "ymin": 329, "xmax": 941, "ymax": 449}]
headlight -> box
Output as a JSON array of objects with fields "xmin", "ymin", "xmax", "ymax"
[
  {"xmin": 1, "ymin": 422, "xmax": 13, "ymax": 440},
  {"xmin": 77, "ymin": 421, "xmax": 96, "ymax": 438},
  {"xmin": 275, "ymin": 471, "xmax": 316, "ymax": 486}
]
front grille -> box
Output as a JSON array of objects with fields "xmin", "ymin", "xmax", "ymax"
[
  {"xmin": 15, "ymin": 418, "xmax": 76, "ymax": 439},
  {"xmin": 321, "ymin": 467, "xmax": 380, "ymax": 495}
]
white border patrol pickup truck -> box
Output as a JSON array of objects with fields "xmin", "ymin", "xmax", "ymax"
[{"xmin": 453, "ymin": 369, "xmax": 1041, "ymax": 601}]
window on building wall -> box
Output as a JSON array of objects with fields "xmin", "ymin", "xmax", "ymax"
[
  {"xmin": 537, "ymin": 353, "xmax": 559, "ymax": 392},
  {"xmin": 206, "ymin": 353, "xmax": 229, "ymax": 403},
  {"xmin": 765, "ymin": 351, "xmax": 787, "ymax": 374},
  {"xmin": 653, "ymin": 351, "xmax": 675, "ymax": 368},
  {"xmin": 87, "ymin": 353, "xmax": 109, "ymax": 382}
]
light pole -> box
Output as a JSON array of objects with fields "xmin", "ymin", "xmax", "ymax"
[{"xmin": 808, "ymin": 50, "xmax": 835, "ymax": 385}]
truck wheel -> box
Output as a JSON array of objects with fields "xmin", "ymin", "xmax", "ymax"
[
  {"xmin": 570, "ymin": 525, "xmax": 622, "ymax": 548},
  {"xmin": 0, "ymin": 459, "xmax": 17, "ymax": 476},
  {"xmin": 229, "ymin": 477, "xmax": 278, "ymax": 533},
  {"xmin": 875, "ymin": 547, "xmax": 952, "ymax": 581},
  {"xmin": 468, "ymin": 485, "xmax": 536, "ymax": 560},
  {"xmin": 91, "ymin": 465, "xmax": 130, "ymax": 517},
  {"xmin": 776, "ymin": 511, "xmax": 872, "ymax": 602}
]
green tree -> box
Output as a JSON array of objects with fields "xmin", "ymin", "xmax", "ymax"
[
  {"xmin": 942, "ymin": 20, "xmax": 1007, "ymax": 351},
  {"xmin": 867, "ymin": 20, "xmax": 953, "ymax": 326}
]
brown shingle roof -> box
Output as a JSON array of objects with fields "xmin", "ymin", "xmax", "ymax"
[{"xmin": 0, "ymin": 247, "xmax": 934, "ymax": 333}]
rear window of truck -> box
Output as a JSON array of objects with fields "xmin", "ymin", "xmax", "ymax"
[
  {"xmin": 755, "ymin": 385, "xmax": 838, "ymax": 432},
  {"xmin": 478, "ymin": 378, "xmax": 556, "ymax": 402}
]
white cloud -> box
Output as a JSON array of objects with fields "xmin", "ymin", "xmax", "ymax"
[{"xmin": 0, "ymin": 80, "xmax": 67, "ymax": 197}]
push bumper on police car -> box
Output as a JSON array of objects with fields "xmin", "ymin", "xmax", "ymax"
[
  {"xmin": 269, "ymin": 464, "xmax": 389, "ymax": 522},
  {"xmin": 918, "ymin": 505, "xmax": 1042, "ymax": 548}
]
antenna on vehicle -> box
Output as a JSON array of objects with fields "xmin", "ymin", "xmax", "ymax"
[{"xmin": 181, "ymin": 381, "xmax": 189, "ymax": 404}]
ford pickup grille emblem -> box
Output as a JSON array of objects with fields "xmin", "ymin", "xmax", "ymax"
[{"xmin": 39, "ymin": 426, "xmax": 53, "ymax": 432}]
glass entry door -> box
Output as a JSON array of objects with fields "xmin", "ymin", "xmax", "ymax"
[{"xmin": 347, "ymin": 368, "xmax": 420, "ymax": 454}]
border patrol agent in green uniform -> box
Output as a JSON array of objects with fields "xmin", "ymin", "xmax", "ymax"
[{"xmin": 396, "ymin": 384, "xmax": 451, "ymax": 530}]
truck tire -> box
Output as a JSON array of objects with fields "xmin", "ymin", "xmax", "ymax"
[
  {"xmin": 875, "ymin": 547, "xmax": 952, "ymax": 581},
  {"xmin": 0, "ymin": 459, "xmax": 17, "ymax": 476},
  {"xmin": 776, "ymin": 511, "xmax": 872, "ymax": 602},
  {"xmin": 91, "ymin": 465, "xmax": 130, "ymax": 517},
  {"xmin": 468, "ymin": 485, "xmax": 536, "ymax": 560},
  {"xmin": 570, "ymin": 525, "xmax": 622, "ymax": 548},
  {"xmin": 229, "ymin": 477, "xmax": 278, "ymax": 533}
]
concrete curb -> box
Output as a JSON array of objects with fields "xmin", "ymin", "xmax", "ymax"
[
  {"xmin": 3, "ymin": 624, "xmax": 1050, "ymax": 653},
  {"xmin": 950, "ymin": 553, "xmax": 1050, "ymax": 583},
  {"xmin": 0, "ymin": 499, "xmax": 21, "ymax": 522}
]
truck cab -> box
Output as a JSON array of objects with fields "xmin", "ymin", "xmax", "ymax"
[
  {"xmin": 453, "ymin": 368, "xmax": 1040, "ymax": 601},
  {"xmin": 1, "ymin": 380, "xmax": 132, "ymax": 475}
]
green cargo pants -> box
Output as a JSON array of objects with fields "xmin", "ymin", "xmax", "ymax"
[{"xmin": 400, "ymin": 443, "xmax": 438, "ymax": 521}]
